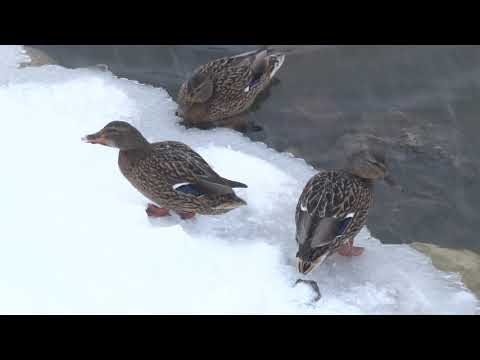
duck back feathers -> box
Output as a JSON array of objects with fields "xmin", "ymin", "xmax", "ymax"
[
  {"xmin": 295, "ymin": 170, "xmax": 372, "ymax": 249},
  {"xmin": 177, "ymin": 49, "xmax": 285, "ymax": 124}
]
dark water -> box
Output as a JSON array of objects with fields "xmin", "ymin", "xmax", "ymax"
[{"xmin": 33, "ymin": 45, "xmax": 480, "ymax": 252}]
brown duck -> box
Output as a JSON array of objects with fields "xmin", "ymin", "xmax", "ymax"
[
  {"xmin": 295, "ymin": 149, "xmax": 402, "ymax": 275},
  {"xmin": 83, "ymin": 121, "xmax": 247, "ymax": 219},
  {"xmin": 176, "ymin": 49, "xmax": 285, "ymax": 128}
]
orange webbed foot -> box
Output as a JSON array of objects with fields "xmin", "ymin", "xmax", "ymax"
[
  {"xmin": 146, "ymin": 204, "xmax": 171, "ymax": 218},
  {"xmin": 337, "ymin": 239, "xmax": 365, "ymax": 256}
]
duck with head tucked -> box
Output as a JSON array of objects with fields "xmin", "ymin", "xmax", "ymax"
[
  {"xmin": 83, "ymin": 121, "xmax": 247, "ymax": 219},
  {"xmin": 295, "ymin": 149, "xmax": 402, "ymax": 275},
  {"xmin": 176, "ymin": 48, "xmax": 285, "ymax": 128}
]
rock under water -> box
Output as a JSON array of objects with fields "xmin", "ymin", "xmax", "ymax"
[{"xmin": 411, "ymin": 242, "xmax": 480, "ymax": 299}]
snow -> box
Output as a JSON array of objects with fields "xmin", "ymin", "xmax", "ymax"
[{"xmin": 0, "ymin": 45, "xmax": 478, "ymax": 314}]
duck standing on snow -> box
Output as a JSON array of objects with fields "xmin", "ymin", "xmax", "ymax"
[
  {"xmin": 176, "ymin": 48, "xmax": 285, "ymax": 128},
  {"xmin": 295, "ymin": 149, "xmax": 401, "ymax": 275},
  {"xmin": 83, "ymin": 121, "xmax": 247, "ymax": 219}
]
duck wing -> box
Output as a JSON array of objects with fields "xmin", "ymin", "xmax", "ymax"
[
  {"xmin": 208, "ymin": 49, "xmax": 284, "ymax": 93},
  {"xmin": 152, "ymin": 141, "xmax": 247, "ymax": 196},
  {"xmin": 295, "ymin": 171, "xmax": 362, "ymax": 246}
]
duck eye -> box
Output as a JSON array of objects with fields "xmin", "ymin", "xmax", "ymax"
[{"xmin": 105, "ymin": 128, "xmax": 119, "ymax": 134}]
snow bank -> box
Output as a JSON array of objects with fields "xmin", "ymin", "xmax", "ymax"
[{"xmin": 0, "ymin": 46, "xmax": 477, "ymax": 314}]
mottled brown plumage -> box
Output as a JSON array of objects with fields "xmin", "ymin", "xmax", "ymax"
[
  {"xmin": 83, "ymin": 121, "xmax": 247, "ymax": 218},
  {"xmin": 295, "ymin": 150, "xmax": 395, "ymax": 275},
  {"xmin": 176, "ymin": 49, "xmax": 285, "ymax": 126}
]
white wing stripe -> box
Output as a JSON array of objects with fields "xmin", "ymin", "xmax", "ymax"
[{"xmin": 173, "ymin": 182, "xmax": 191, "ymax": 190}]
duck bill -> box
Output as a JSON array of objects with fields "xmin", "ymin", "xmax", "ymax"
[
  {"xmin": 82, "ymin": 131, "xmax": 109, "ymax": 145},
  {"xmin": 297, "ymin": 259, "xmax": 316, "ymax": 275},
  {"xmin": 297, "ymin": 253, "xmax": 329, "ymax": 275}
]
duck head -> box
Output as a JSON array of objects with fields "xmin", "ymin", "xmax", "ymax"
[
  {"xmin": 82, "ymin": 121, "xmax": 149, "ymax": 150},
  {"xmin": 296, "ymin": 215, "xmax": 354, "ymax": 275},
  {"xmin": 346, "ymin": 149, "xmax": 403, "ymax": 191},
  {"xmin": 346, "ymin": 149, "xmax": 388, "ymax": 179},
  {"xmin": 297, "ymin": 244, "xmax": 331, "ymax": 275}
]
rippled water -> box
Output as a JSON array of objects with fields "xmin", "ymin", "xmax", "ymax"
[{"xmin": 33, "ymin": 45, "xmax": 480, "ymax": 252}]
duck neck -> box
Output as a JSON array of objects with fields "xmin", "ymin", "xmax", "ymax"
[
  {"xmin": 344, "ymin": 169, "xmax": 374, "ymax": 188},
  {"xmin": 358, "ymin": 176, "xmax": 375, "ymax": 189},
  {"xmin": 119, "ymin": 142, "xmax": 151, "ymax": 164}
]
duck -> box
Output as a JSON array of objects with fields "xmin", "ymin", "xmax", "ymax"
[
  {"xmin": 82, "ymin": 121, "xmax": 247, "ymax": 219},
  {"xmin": 176, "ymin": 48, "xmax": 285, "ymax": 127},
  {"xmin": 295, "ymin": 149, "xmax": 401, "ymax": 275}
]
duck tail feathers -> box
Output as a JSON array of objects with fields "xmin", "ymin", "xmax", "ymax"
[{"xmin": 221, "ymin": 178, "xmax": 248, "ymax": 189}]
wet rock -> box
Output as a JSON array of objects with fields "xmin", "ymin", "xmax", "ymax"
[
  {"xmin": 411, "ymin": 242, "xmax": 480, "ymax": 299},
  {"xmin": 19, "ymin": 46, "xmax": 57, "ymax": 68}
]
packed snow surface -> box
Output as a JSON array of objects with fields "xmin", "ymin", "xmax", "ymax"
[{"xmin": 0, "ymin": 45, "xmax": 478, "ymax": 314}]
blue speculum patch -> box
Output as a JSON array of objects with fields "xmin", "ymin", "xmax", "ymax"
[
  {"xmin": 175, "ymin": 184, "xmax": 204, "ymax": 196},
  {"xmin": 337, "ymin": 217, "xmax": 353, "ymax": 236}
]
